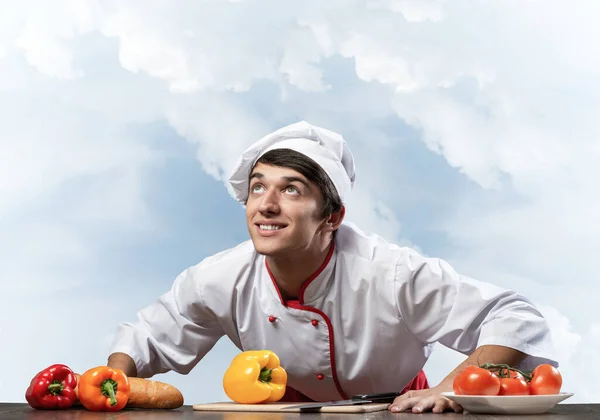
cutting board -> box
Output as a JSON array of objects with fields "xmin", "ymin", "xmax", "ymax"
[{"xmin": 192, "ymin": 401, "xmax": 391, "ymax": 413}]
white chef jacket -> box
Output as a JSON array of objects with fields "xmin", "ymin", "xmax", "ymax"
[{"xmin": 109, "ymin": 221, "xmax": 558, "ymax": 401}]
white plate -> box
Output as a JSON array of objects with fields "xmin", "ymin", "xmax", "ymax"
[{"xmin": 441, "ymin": 392, "xmax": 574, "ymax": 415}]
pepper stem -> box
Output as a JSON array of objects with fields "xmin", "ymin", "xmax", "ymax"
[
  {"xmin": 47, "ymin": 382, "xmax": 64, "ymax": 396},
  {"xmin": 100, "ymin": 378, "xmax": 119, "ymax": 406},
  {"xmin": 259, "ymin": 368, "xmax": 272, "ymax": 383}
]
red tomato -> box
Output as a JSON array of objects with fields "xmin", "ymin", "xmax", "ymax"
[
  {"xmin": 453, "ymin": 367, "xmax": 501, "ymax": 396},
  {"xmin": 529, "ymin": 364, "xmax": 562, "ymax": 395},
  {"xmin": 453, "ymin": 366, "xmax": 478, "ymax": 394},
  {"xmin": 499, "ymin": 377, "xmax": 530, "ymax": 395}
]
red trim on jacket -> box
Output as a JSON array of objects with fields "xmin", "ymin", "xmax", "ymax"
[
  {"xmin": 264, "ymin": 240, "xmax": 335, "ymax": 306},
  {"xmin": 265, "ymin": 242, "xmax": 348, "ymax": 399},
  {"xmin": 285, "ymin": 300, "xmax": 348, "ymax": 400},
  {"xmin": 297, "ymin": 241, "xmax": 335, "ymax": 299}
]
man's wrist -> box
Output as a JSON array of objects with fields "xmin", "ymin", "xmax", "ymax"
[
  {"xmin": 107, "ymin": 352, "xmax": 138, "ymax": 377},
  {"xmin": 435, "ymin": 379, "xmax": 455, "ymax": 393}
]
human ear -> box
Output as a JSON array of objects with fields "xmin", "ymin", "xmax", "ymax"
[{"xmin": 325, "ymin": 206, "xmax": 345, "ymax": 232}]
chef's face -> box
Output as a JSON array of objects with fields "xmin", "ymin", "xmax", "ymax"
[{"xmin": 246, "ymin": 162, "xmax": 331, "ymax": 257}]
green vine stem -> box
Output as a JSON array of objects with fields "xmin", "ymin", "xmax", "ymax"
[{"xmin": 480, "ymin": 363, "xmax": 533, "ymax": 381}]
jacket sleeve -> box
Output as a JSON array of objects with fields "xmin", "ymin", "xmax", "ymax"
[
  {"xmin": 108, "ymin": 267, "xmax": 225, "ymax": 378},
  {"xmin": 394, "ymin": 247, "xmax": 559, "ymax": 371}
]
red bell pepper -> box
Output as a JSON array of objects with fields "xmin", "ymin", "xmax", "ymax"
[{"xmin": 25, "ymin": 364, "xmax": 78, "ymax": 410}]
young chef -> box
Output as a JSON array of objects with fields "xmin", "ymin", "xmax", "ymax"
[{"xmin": 107, "ymin": 121, "xmax": 558, "ymax": 414}]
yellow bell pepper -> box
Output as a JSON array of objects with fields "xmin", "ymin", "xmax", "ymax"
[{"xmin": 223, "ymin": 350, "xmax": 288, "ymax": 404}]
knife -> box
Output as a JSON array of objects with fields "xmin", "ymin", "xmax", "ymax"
[{"xmin": 282, "ymin": 391, "xmax": 401, "ymax": 410}]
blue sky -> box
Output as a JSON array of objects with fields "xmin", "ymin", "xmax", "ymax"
[{"xmin": 2, "ymin": 0, "xmax": 599, "ymax": 405}]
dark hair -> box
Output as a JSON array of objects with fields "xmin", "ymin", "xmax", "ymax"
[{"xmin": 248, "ymin": 148, "xmax": 343, "ymax": 219}]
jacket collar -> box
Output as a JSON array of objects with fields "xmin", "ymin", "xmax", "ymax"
[{"xmin": 265, "ymin": 240, "xmax": 336, "ymax": 306}]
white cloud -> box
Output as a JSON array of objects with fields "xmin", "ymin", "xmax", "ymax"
[
  {"xmin": 97, "ymin": 0, "xmax": 296, "ymax": 93},
  {"xmin": 16, "ymin": 25, "xmax": 82, "ymax": 79},
  {"xmin": 164, "ymin": 93, "xmax": 272, "ymax": 183},
  {"xmin": 6, "ymin": 0, "xmax": 101, "ymax": 79},
  {"xmin": 346, "ymin": 188, "xmax": 402, "ymax": 243}
]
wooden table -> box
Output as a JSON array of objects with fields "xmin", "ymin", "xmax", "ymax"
[{"xmin": 2, "ymin": 403, "xmax": 599, "ymax": 420}]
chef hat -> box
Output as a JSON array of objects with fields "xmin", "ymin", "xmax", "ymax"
[{"xmin": 228, "ymin": 121, "xmax": 356, "ymax": 204}]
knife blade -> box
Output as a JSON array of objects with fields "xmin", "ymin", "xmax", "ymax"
[{"xmin": 282, "ymin": 391, "xmax": 401, "ymax": 410}]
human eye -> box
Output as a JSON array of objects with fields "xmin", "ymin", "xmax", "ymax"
[
  {"xmin": 250, "ymin": 183, "xmax": 264, "ymax": 194},
  {"xmin": 284, "ymin": 185, "xmax": 300, "ymax": 195}
]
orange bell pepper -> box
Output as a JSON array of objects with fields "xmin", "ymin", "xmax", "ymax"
[
  {"xmin": 77, "ymin": 366, "xmax": 131, "ymax": 412},
  {"xmin": 223, "ymin": 350, "xmax": 287, "ymax": 404}
]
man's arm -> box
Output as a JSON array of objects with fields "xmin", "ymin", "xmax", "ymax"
[
  {"xmin": 392, "ymin": 249, "xmax": 558, "ymax": 414},
  {"xmin": 108, "ymin": 268, "xmax": 225, "ymax": 379},
  {"xmin": 389, "ymin": 344, "xmax": 527, "ymax": 414},
  {"xmin": 436, "ymin": 344, "xmax": 526, "ymax": 391},
  {"xmin": 107, "ymin": 352, "xmax": 138, "ymax": 377}
]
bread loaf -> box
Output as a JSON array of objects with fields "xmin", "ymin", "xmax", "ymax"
[{"xmin": 126, "ymin": 377, "xmax": 184, "ymax": 409}]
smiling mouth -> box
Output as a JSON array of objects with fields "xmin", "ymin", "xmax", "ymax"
[{"xmin": 257, "ymin": 224, "xmax": 287, "ymax": 231}]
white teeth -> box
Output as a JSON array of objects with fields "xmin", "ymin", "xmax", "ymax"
[{"xmin": 259, "ymin": 224, "xmax": 281, "ymax": 231}]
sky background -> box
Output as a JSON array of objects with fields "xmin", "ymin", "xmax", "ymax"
[{"xmin": 2, "ymin": 0, "xmax": 599, "ymax": 406}]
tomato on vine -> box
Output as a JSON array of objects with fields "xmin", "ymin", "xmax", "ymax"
[
  {"xmin": 499, "ymin": 377, "xmax": 530, "ymax": 395},
  {"xmin": 453, "ymin": 366, "xmax": 501, "ymax": 396},
  {"xmin": 452, "ymin": 362, "xmax": 563, "ymax": 396},
  {"xmin": 529, "ymin": 364, "xmax": 562, "ymax": 395}
]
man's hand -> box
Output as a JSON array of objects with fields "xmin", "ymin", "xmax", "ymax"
[
  {"xmin": 388, "ymin": 345, "xmax": 528, "ymax": 414},
  {"xmin": 388, "ymin": 387, "xmax": 462, "ymax": 414}
]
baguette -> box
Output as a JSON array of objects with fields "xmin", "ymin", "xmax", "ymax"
[
  {"xmin": 126, "ymin": 377, "xmax": 184, "ymax": 409},
  {"xmin": 74, "ymin": 373, "xmax": 184, "ymax": 409}
]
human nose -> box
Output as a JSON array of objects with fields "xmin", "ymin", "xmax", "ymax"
[{"xmin": 258, "ymin": 188, "xmax": 280, "ymax": 214}]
